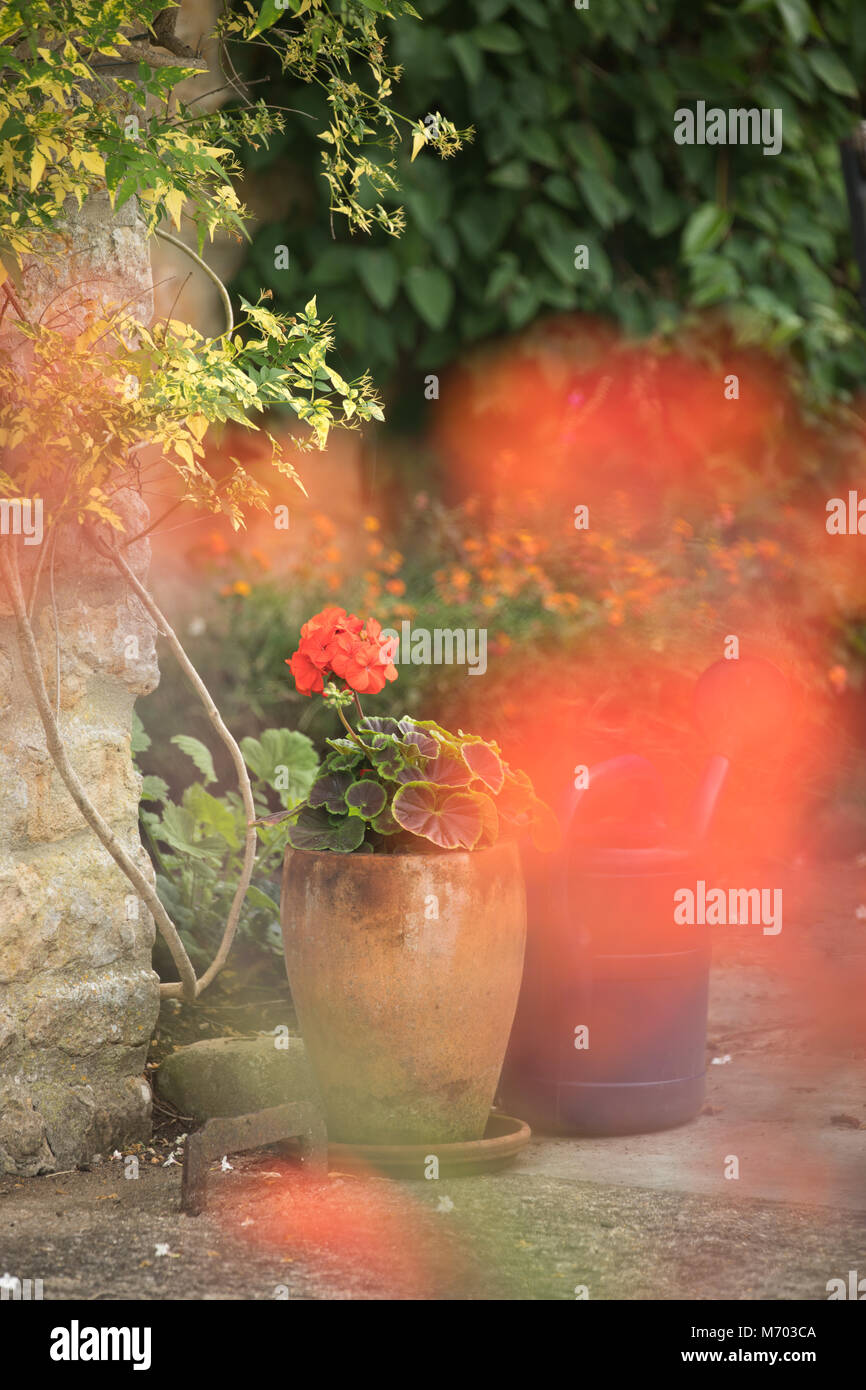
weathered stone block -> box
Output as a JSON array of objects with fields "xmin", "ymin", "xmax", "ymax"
[
  {"xmin": 0, "ymin": 840, "xmax": 155, "ymax": 984},
  {"xmin": 157, "ymin": 1035, "xmax": 322, "ymax": 1120}
]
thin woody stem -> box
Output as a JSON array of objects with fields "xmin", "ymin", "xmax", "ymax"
[
  {"xmin": 0, "ymin": 537, "xmax": 199, "ymax": 1002},
  {"xmin": 93, "ymin": 530, "xmax": 258, "ymax": 998},
  {"xmin": 153, "ymin": 227, "xmax": 234, "ymax": 336}
]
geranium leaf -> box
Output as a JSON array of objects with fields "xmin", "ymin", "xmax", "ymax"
[
  {"xmin": 391, "ymin": 781, "xmax": 483, "ymax": 850},
  {"xmin": 421, "ymin": 750, "xmax": 474, "ymax": 787},
  {"xmin": 473, "ymin": 790, "xmax": 499, "ymax": 847},
  {"xmin": 461, "ymin": 739, "xmax": 505, "ymax": 793},
  {"xmin": 308, "ymin": 770, "xmax": 354, "ymax": 813},
  {"xmin": 323, "ymin": 739, "xmax": 366, "ymax": 771},
  {"xmin": 396, "ymin": 717, "xmax": 438, "ymax": 757},
  {"xmin": 408, "ymin": 717, "xmax": 459, "ymax": 747},
  {"xmin": 371, "ymin": 803, "xmax": 401, "ymax": 835},
  {"xmin": 497, "ymin": 766, "xmax": 536, "ymax": 823},
  {"xmin": 345, "ymin": 779, "xmax": 387, "ymax": 819},
  {"xmin": 287, "ymin": 804, "xmax": 365, "ymax": 852},
  {"xmin": 358, "ymin": 715, "xmax": 402, "ymax": 737},
  {"xmin": 326, "ymin": 817, "xmax": 368, "ymax": 853}
]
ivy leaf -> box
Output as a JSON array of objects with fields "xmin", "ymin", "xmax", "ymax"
[
  {"xmin": 448, "ymin": 32, "xmax": 483, "ymax": 85},
  {"xmin": 472, "ymin": 22, "xmax": 523, "ymax": 55},
  {"xmin": 518, "ymin": 126, "xmax": 560, "ymax": 168},
  {"xmin": 807, "ymin": 48, "xmax": 857, "ymax": 96},
  {"xmin": 170, "ymin": 735, "xmax": 216, "ymax": 785},
  {"xmin": 357, "ymin": 250, "xmax": 399, "ymax": 310},
  {"xmin": 689, "ymin": 252, "xmax": 742, "ymax": 307},
  {"xmin": 404, "ymin": 266, "xmax": 454, "ymax": 331},
  {"xmin": 489, "ymin": 159, "xmax": 531, "ymax": 190},
  {"xmin": 576, "ymin": 169, "xmax": 630, "ymax": 228},
  {"xmin": 681, "ymin": 203, "xmax": 732, "ymax": 259},
  {"xmin": 775, "ymin": 0, "xmax": 813, "ymax": 45}
]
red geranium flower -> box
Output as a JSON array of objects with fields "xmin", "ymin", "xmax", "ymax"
[
  {"xmin": 287, "ymin": 647, "xmax": 326, "ymax": 696},
  {"xmin": 286, "ymin": 607, "xmax": 398, "ymax": 697}
]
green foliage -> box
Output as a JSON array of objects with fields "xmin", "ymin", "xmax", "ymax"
[
  {"xmin": 222, "ymin": 0, "xmax": 470, "ymax": 239},
  {"xmin": 170, "ymin": 734, "xmax": 217, "ymax": 785},
  {"xmin": 0, "ymin": 0, "xmax": 465, "ymax": 274},
  {"xmin": 0, "ymin": 292, "xmax": 384, "ymax": 529},
  {"xmin": 0, "ymin": 0, "xmax": 463, "ymax": 527},
  {"xmin": 231, "ymin": 0, "xmax": 866, "ymax": 409},
  {"xmin": 275, "ymin": 713, "xmax": 555, "ymax": 853},
  {"xmin": 0, "ymin": 0, "xmax": 250, "ymax": 275},
  {"xmin": 137, "ymin": 725, "xmax": 319, "ymax": 967}
]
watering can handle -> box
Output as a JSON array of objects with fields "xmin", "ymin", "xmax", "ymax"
[
  {"xmin": 688, "ymin": 752, "xmax": 730, "ymax": 846},
  {"xmin": 561, "ymin": 754, "xmax": 666, "ymax": 844}
]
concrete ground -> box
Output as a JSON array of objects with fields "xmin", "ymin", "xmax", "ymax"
[{"xmin": 1, "ymin": 861, "xmax": 864, "ymax": 1300}]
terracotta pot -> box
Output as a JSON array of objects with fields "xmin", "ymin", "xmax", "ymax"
[{"xmin": 280, "ymin": 841, "xmax": 526, "ymax": 1145}]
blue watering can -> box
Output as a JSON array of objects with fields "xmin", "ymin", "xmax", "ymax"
[{"xmin": 500, "ymin": 657, "xmax": 790, "ymax": 1136}]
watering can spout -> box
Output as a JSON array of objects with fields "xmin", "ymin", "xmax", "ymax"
[{"xmin": 688, "ymin": 752, "xmax": 730, "ymax": 846}]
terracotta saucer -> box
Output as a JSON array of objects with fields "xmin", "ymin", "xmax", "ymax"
[{"xmin": 328, "ymin": 1112, "xmax": 531, "ymax": 1179}]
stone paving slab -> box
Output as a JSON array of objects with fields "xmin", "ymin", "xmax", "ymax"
[
  {"xmin": 1, "ymin": 863, "xmax": 862, "ymax": 1299},
  {"xmin": 1, "ymin": 1157, "xmax": 863, "ymax": 1301},
  {"xmin": 517, "ymin": 1057, "xmax": 866, "ymax": 1213}
]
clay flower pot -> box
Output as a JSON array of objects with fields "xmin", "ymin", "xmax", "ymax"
[{"xmin": 280, "ymin": 840, "xmax": 526, "ymax": 1145}]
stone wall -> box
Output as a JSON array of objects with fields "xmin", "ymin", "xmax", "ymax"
[{"xmin": 0, "ymin": 194, "xmax": 162, "ymax": 1174}]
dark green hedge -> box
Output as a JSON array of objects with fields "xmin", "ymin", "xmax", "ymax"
[{"xmin": 230, "ymin": 0, "xmax": 866, "ymax": 417}]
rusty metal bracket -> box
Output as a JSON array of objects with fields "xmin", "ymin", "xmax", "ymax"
[{"xmin": 181, "ymin": 1101, "xmax": 328, "ymax": 1216}]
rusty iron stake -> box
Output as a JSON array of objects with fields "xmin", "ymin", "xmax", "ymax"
[{"xmin": 181, "ymin": 1101, "xmax": 327, "ymax": 1216}]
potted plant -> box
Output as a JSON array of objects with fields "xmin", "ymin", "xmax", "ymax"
[{"xmin": 272, "ymin": 607, "xmax": 557, "ymax": 1146}]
